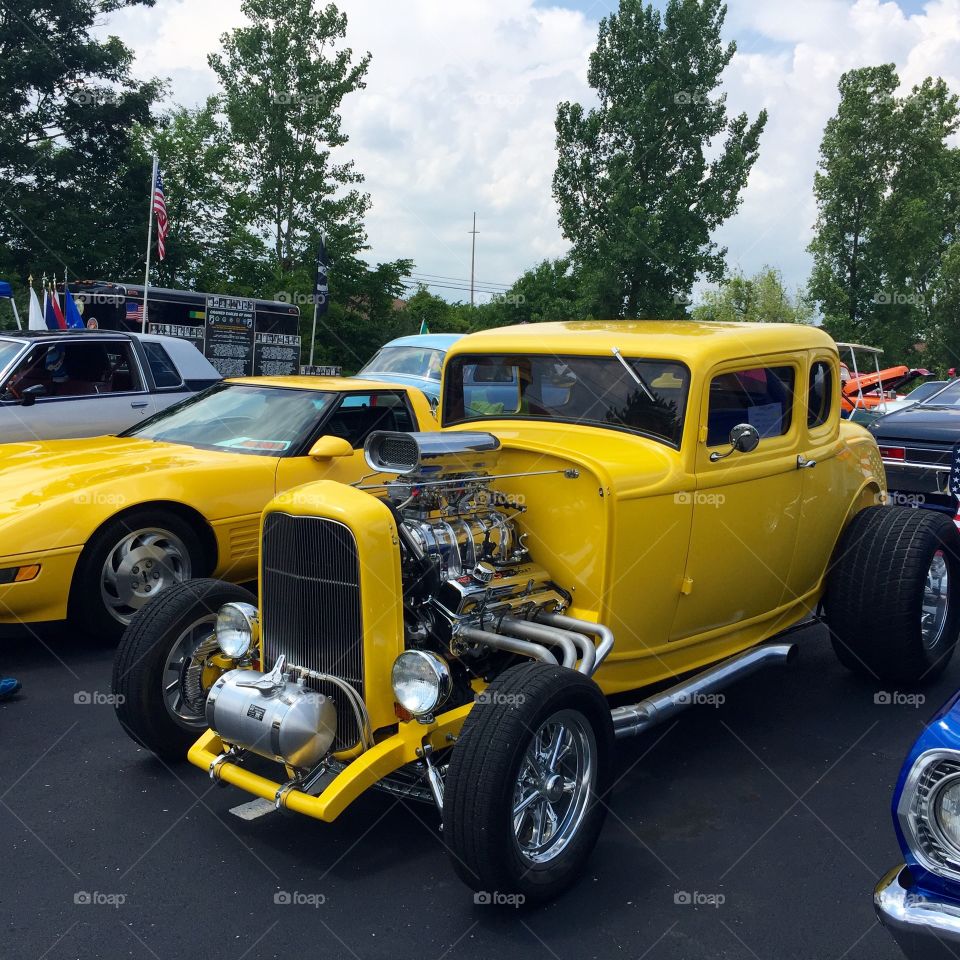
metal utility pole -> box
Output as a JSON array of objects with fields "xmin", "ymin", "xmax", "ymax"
[{"xmin": 469, "ymin": 212, "xmax": 479, "ymax": 307}]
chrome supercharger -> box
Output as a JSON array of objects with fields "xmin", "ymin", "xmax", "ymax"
[{"xmin": 205, "ymin": 656, "xmax": 336, "ymax": 769}]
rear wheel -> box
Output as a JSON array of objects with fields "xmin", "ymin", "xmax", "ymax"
[
  {"xmin": 443, "ymin": 663, "xmax": 614, "ymax": 903},
  {"xmin": 826, "ymin": 506, "xmax": 960, "ymax": 684},
  {"xmin": 112, "ymin": 578, "xmax": 255, "ymax": 762}
]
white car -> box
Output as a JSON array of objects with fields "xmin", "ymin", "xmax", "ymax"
[{"xmin": 0, "ymin": 330, "xmax": 221, "ymax": 442}]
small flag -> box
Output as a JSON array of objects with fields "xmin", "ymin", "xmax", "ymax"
[
  {"xmin": 419, "ymin": 319, "xmax": 429, "ymax": 335},
  {"xmin": 28, "ymin": 286, "xmax": 44, "ymax": 331},
  {"xmin": 63, "ymin": 287, "xmax": 84, "ymax": 329},
  {"xmin": 153, "ymin": 165, "xmax": 168, "ymax": 260},
  {"xmin": 313, "ymin": 236, "xmax": 329, "ymax": 315},
  {"xmin": 188, "ymin": 310, "xmax": 205, "ymax": 320},
  {"xmin": 45, "ymin": 285, "xmax": 66, "ymax": 329},
  {"xmin": 126, "ymin": 301, "xmax": 144, "ymax": 326}
]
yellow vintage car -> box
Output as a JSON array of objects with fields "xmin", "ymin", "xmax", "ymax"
[
  {"xmin": 114, "ymin": 321, "xmax": 960, "ymax": 902},
  {"xmin": 0, "ymin": 377, "xmax": 434, "ymax": 638}
]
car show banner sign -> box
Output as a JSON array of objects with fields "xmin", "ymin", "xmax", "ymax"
[{"xmin": 204, "ymin": 295, "xmax": 256, "ymax": 377}]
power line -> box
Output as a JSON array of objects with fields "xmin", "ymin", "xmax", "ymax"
[
  {"xmin": 399, "ymin": 278, "xmax": 510, "ymax": 298},
  {"xmin": 408, "ymin": 271, "xmax": 515, "ymax": 289}
]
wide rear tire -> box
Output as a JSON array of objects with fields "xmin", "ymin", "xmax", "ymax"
[
  {"xmin": 112, "ymin": 578, "xmax": 255, "ymax": 762},
  {"xmin": 826, "ymin": 506, "xmax": 960, "ymax": 685},
  {"xmin": 443, "ymin": 662, "xmax": 614, "ymax": 904}
]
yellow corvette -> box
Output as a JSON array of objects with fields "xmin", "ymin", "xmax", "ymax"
[{"xmin": 0, "ymin": 377, "xmax": 434, "ymax": 637}]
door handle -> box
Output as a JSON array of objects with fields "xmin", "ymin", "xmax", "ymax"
[
  {"xmin": 130, "ymin": 401, "xmax": 148, "ymax": 409},
  {"xmin": 797, "ymin": 455, "xmax": 817, "ymax": 469}
]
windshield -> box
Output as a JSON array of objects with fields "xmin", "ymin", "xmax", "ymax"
[
  {"xmin": 445, "ymin": 353, "xmax": 690, "ymax": 447},
  {"xmin": 0, "ymin": 339, "xmax": 24, "ymax": 376},
  {"xmin": 361, "ymin": 345, "xmax": 445, "ymax": 381},
  {"xmin": 123, "ymin": 382, "xmax": 336, "ymax": 455},
  {"xmin": 920, "ymin": 380, "xmax": 960, "ymax": 407}
]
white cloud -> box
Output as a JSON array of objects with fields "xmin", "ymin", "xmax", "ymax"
[{"xmin": 98, "ymin": 0, "xmax": 960, "ymax": 305}]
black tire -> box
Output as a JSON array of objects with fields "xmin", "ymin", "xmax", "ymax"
[
  {"xmin": 443, "ymin": 662, "xmax": 614, "ymax": 904},
  {"xmin": 112, "ymin": 578, "xmax": 255, "ymax": 762},
  {"xmin": 826, "ymin": 506, "xmax": 960, "ymax": 685},
  {"xmin": 70, "ymin": 508, "xmax": 207, "ymax": 639}
]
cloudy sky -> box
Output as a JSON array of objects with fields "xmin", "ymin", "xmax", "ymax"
[{"xmin": 99, "ymin": 0, "xmax": 960, "ymax": 304}]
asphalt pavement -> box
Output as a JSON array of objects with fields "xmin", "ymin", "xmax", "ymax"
[{"xmin": 1, "ymin": 621, "xmax": 943, "ymax": 960}]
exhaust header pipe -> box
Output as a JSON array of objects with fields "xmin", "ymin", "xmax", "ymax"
[{"xmin": 611, "ymin": 643, "xmax": 797, "ymax": 739}]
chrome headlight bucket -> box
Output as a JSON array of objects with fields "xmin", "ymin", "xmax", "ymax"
[
  {"xmin": 391, "ymin": 650, "xmax": 452, "ymax": 719},
  {"xmin": 898, "ymin": 749, "xmax": 960, "ymax": 880},
  {"xmin": 215, "ymin": 602, "xmax": 260, "ymax": 659}
]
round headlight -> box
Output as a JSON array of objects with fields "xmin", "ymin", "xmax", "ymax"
[
  {"xmin": 215, "ymin": 602, "xmax": 260, "ymax": 659},
  {"xmin": 391, "ymin": 651, "xmax": 452, "ymax": 717},
  {"xmin": 936, "ymin": 778, "xmax": 960, "ymax": 851}
]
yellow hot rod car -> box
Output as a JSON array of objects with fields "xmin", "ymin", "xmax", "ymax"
[{"xmin": 114, "ymin": 321, "xmax": 960, "ymax": 901}]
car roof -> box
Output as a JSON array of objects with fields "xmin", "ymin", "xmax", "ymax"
[
  {"xmin": 0, "ymin": 329, "xmax": 139, "ymax": 342},
  {"xmin": 377, "ymin": 333, "xmax": 463, "ymax": 351},
  {"xmin": 226, "ymin": 375, "xmax": 422, "ymax": 392},
  {"xmin": 450, "ymin": 320, "xmax": 836, "ymax": 361}
]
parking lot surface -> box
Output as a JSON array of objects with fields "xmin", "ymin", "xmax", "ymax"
[{"xmin": 2, "ymin": 622, "xmax": 943, "ymax": 959}]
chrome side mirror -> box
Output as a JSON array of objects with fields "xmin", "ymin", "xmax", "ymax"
[{"xmin": 709, "ymin": 422, "xmax": 761, "ymax": 462}]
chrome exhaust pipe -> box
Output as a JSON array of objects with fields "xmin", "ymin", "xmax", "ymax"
[
  {"xmin": 498, "ymin": 616, "xmax": 581, "ymax": 671},
  {"xmin": 535, "ymin": 612, "xmax": 614, "ymax": 669},
  {"xmin": 610, "ymin": 643, "xmax": 797, "ymax": 739},
  {"xmin": 456, "ymin": 625, "xmax": 558, "ymax": 666}
]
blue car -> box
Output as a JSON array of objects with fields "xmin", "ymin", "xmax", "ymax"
[
  {"xmin": 358, "ymin": 334, "xmax": 463, "ymax": 406},
  {"xmin": 876, "ymin": 690, "xmax": 960, "ymax": 956}
]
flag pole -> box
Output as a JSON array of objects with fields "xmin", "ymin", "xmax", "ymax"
[
  {"xmin": 309, "ymin": 300, "xmax": 318, "ymax": 367},
  {"xmin": 143, "ymin": 154, "xmax": 157, "ymax": 331}
]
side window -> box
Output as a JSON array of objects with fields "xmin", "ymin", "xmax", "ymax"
[
  {"xmin": 143, "ymin": 342, "xmax": 183, "ymax": 389},
  {"xmin": 3, "ymin": 342, "xmax": 142, "ymax": 398},
  {"xmin": 324, "ymin": 392, "xmax": 415, "ymax": 449},
  {"xmin": 707, "ymin": 366, "xmax": 796, "ymax": 446},
  {"xmin": 807, "ymin": 361, "xmax": 833, "ymax": 429}
]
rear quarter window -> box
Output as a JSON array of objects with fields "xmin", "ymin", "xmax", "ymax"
[{"xmin": 143, "ymin": 342, "xmax": 183, "ymax": 389}]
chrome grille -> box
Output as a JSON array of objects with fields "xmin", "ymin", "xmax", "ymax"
[{"xmin": 261, "ymin": 513, "xmax": 364, "ymax": 751}]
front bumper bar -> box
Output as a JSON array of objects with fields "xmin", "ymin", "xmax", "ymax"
[
  {"xmin": 188, "ymin": 703, "xmax": 473, "ymax": 822},
  {"xmin": 875, "ymin": 864, "xmax": 960, "ymax": 959}
]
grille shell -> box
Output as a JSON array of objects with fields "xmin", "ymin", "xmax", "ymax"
[{"xmin": 261, "ymin": 512, "xmax": 364, "ymax": 752}]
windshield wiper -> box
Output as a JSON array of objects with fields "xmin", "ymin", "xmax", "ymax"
[{"xmin": 611, "ymin": 347, "xmax": 655, "ymax": 402}]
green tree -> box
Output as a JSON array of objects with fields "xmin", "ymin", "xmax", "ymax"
[
  {"xmin": 809, "ymin": 65, "xmax": 960, "ymax": 359},
  {"xmin": 145, "ymin": 98, "xmax": 271, "ymax": 294},
  {"xmin": 553, "ymin": 0, "xmax": 767, "ymax": 318},
  {"xmin": 0, "ymin": 1, "xmax": 162, "ymax": 283},
  {"xmin": 692, "ymin": 267, "xmax": 813, "ymax": 324},
  {"xmin": 209, "ymin": 0, "xmax": 371, "ymax": 273}
]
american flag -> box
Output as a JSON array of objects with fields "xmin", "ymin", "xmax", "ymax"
[
  {"xmin": 126, "ymin": 301, "xmax": 143, "ymax": 325},
  {"xmin": 153, "ymin": 166, "xmax": 168, "ymax": 260}
]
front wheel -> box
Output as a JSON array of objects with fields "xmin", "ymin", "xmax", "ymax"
[
  {"xmin": 112, "ymin": 578, "xmax": 256, "ymax": 762},
  {"xmin": 442, "ymin": 663, "xmax": 614, "ymax": 903},
  {"xmin": 71, "ymin": 508, "xmax": 205, "ymax": 639},
  {"xmin": 826, "ymin": 506, "xmax": 960, "ymax": 684}
]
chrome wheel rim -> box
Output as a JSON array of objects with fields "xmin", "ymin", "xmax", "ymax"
[
  {"xmin": 922, "ymin": 550, "xmax": 951, "ymax": 651},
  {"xmin": 163, "ymin": 616, "xmax": 217, "ymax": 727},
  {"xmin": 100, "ymin": 527, "xmax": 191, "ymax": 625},
  {"xmin": 512, "ymin": 709, "xmax": 596, "ymax": 865}
]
